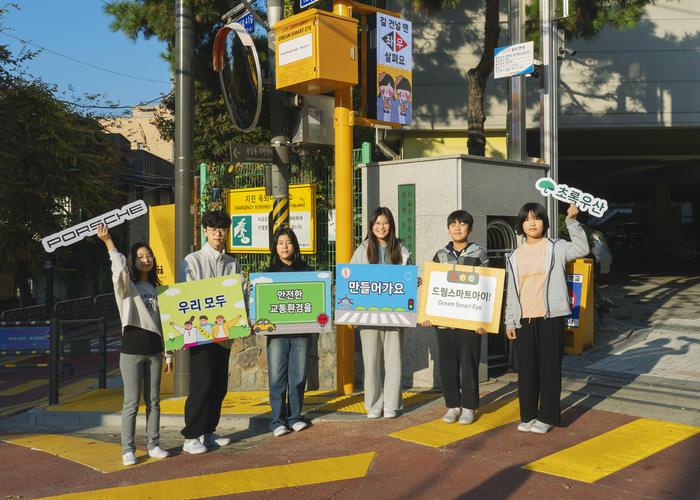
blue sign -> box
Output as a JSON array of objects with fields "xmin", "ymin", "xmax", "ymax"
[
  {"xmin": 564, "ymin": 273, "xmax": 583, "ymax": 328},
  {"xmin": 0, "ymin": 327, "xmax": 50, "ymax": 350},
  {"xmin": 236, "ymin": 12, "xmax": 255, "ymax": 35},
  {"xmin": 300, "ymin": 0, "xmax": 321, "ymax": 8},
  {"xmin": 335, "ymin": 264, "xmax": 418, "ymax": 327}
]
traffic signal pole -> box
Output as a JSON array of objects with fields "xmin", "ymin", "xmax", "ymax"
[
  {"xmin": 268, "ymin": 0, "xmax": 290, "ymax": 234},
  {"xmin": 333, "ymin": 0, "xmax": 356, "ymax": 396}
]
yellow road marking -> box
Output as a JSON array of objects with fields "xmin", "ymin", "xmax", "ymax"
[
  {"xmin": 38, "ymin": 452, "xmax": 376, "ymax": 499},
  {"xmin": 1, "ymin": 379, "xmax": 103, "ymax": 417},
  {"xmin": 523, "ymin": 418, "xmax": 700, "ymax": 483},
  {"xmin": 0, "ymin": 434, "xmax": 150, "ymax": 473},
  {"xmin": 390, "ymin": 396, "xmax": 521, "ymax": 447},
  {"xmin": 0, "ymin": 379, "xmax": 49, "ymax": 396},
  {"xmin": 49, "ymin": 388, "xmax": 439, "ymax": 415}
]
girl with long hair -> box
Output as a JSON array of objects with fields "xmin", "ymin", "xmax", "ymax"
[
  {"xmin": 97, "ymin": 224, "xmax": 172, "ymax": 465},
  {"xmin": 350, "ymin": 207, "xmax": 413, "ymax": 419},
  {"xmin": 265, "ymin": 227, "xmax": 314, "ymax": 436}
]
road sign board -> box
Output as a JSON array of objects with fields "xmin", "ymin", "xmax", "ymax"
[
  {"xmin": 235, "ymin": 12, "xmax": 255, "ymax": 34},
  {"xmin": 494, "ymin": 41, "xmax": 534, "ymax": 79},
  {"xmin": 229, "ymin": 143, "xmax": 275, "ymax": 163},
  {"xmin": 300, "ymin": 0, "xmax": 321, "ymax": 8}
]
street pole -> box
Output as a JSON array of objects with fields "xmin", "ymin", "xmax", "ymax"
[
  {"xmin": 45, "ymin": 172, "xmax": 54, "ymax": 321},
  {"xmin": 267, "ymin": 0, "xmax": 290, "ymax": 235},
  {"xmin": 174, "ymin": 0, "xmax": 195, "ymax": 397},
  {"xmin": 508, "ymin": 0, "xmax": 526, "ymax": 161},
  {"xmin": 541, "ymin": 0, "xmax": 558, "ymax": 237},
  {"xmin": 333, "ymin": 0, "xmax": 355, "ymax": 396}
]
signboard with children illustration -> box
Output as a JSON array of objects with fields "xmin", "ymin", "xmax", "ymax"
[
  {"xmin": 157, "ymin": 275, "xmax": 249, "ymax": 351},
  {"xmin": 335, "ymin": 264, "xmax": 418, "ymax": 327},
  {"xmin": 249, "ymin": 271, "xmax": 332, "ymax": 334},
  {"xmin": 418, "ymin": 263, "xmax": 505, "ymax": 333},
  {"xmin": 366, "ymin": 13, "xmax": 412, "ymax": 125}
]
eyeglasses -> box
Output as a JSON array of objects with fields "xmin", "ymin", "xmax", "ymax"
[{"xmin": 206, "ymin": 228, "xmax": 228, "ymax": 236}]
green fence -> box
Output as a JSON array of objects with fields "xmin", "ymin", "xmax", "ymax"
[{"xmin": 202, "ymin": 142, "xmax": 371, "ymax": 274}]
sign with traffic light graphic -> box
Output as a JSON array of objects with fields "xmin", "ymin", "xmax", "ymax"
[{"xmin": 418, "ymin": 263, "xmax": 505, "ymax": 333}]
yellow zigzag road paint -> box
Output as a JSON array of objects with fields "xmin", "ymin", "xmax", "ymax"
[
  {"xmin": 390, "ymin": 396, "xmax": 521, "ymax": 447},
  {"xmin": 523, "ymin": 418, "xmax": 700, "ymax": 483},
  {"xmin": 39, "ymin": 452, "xmax": 376, "ymax": 500},
  {"xmin": 0, "ymin": 379, "xmax": 100, "ymax": 417},
  {"xmin": 0, "ymin": 434, "xmax": 150, "ymax": 473},
  {"xmin": 0, "ymin": 379, "xmax": 48, "ymax": 396},
  {"xmin": 50, "ymin": 389, "xmax": 439, "ymax": 415}
]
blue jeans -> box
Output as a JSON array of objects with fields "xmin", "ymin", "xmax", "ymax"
[{"xmin": 267, "ymin": 335, "xmax": 311, "ymax": 431}]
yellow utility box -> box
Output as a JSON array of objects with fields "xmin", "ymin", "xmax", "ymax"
[
  {"xmin": 274, "ymin": 9, "xmax": 358, "ymax": 95},
  {"xmin": 563, "ymin": 258, "xmax": 594, "ymax": 355}
]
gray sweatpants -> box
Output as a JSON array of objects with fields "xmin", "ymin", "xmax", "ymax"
[
  {"xmin": 360, "ymin": 328, "xmax": 404, "ymax": 412},
  {"xmin": 120, "ymin": 353, "xmax": 163, "ymax": 454}
]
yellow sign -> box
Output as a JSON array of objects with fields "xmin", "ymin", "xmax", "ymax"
[
  {"xmin": 418, "ymin": 263, "xmax": 505, "ymax": 333},
  {"xmin": 275, "ymin": 9, "xmax": 358, "ymax": 95},
  {"xmin": 564, "ymin": 259, "xmax": 594, "ymax": 355},
  {"xmin": 148, "ymin": 204, "xmax": 176, "ymax": 286},
  {"xmin": 227, "ymin": 184, "xmax": 316, "ymax": 254}
]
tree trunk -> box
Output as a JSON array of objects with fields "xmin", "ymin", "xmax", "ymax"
[{"xmin": 467, "ymin": 0, "xmax": 501, "ymax": 156}]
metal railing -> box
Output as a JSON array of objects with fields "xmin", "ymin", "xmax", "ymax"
[{"xmin": 48, "ymin": 317, "xmax": 108, "ymax": 405}]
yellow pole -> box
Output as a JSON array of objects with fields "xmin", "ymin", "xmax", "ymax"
[{"xmin": 334, "ymin": 0, "xmax": 355, "ymax": 396}]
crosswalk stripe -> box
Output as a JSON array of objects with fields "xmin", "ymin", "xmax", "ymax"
[
  {"xmin": 380, "ymin": 314, "xmax": 388, "ymax": 324},
  {"xmin": 397, "ymin": 315, "xmax": 411, "ymax": 325},
  {"xmin": 390, "ymin": 396, "xmax": 520, "ymax": 447},
  {"xmin": 1, "ymin": 434, "xmax": 149, "ymax": 473},
  {"xmin": 523, "ymin": 418, "xmax": 700, "ymax": 483},
  {"xmin": 0, "ymin": 379, "xmax": 49, "ymax": 396},
  {"xmin": 35, "ymin": 452, "xmax": 376, "ymax": 499}
]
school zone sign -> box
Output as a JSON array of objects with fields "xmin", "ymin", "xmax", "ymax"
[{"xmin": 42, "ymin": 200, "xmax": 148, "ymax": 253}]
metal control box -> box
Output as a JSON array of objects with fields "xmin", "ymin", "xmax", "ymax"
[
  {"xmin": 274, "ymin": 9, "xmax": 358, "ymax": 95},
  {"xmin": 290, "ymin": 94, "xmax": 335, "ymax": 146}
]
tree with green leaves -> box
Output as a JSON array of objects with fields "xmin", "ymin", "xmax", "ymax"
[
  {"xmin": 1, "ymin": 6, "xmax": 126, "ymax": 305},
  {"xmin": 406, "ymin": 0, "xmax": 657, "ymax": 156}
]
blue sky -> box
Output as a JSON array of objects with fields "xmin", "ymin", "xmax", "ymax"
[{"xmin": 1, "ymin": 1, "xmax": 172, "ymax": 116}]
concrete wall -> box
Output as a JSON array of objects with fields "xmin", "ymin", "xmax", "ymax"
[
  {"xmin": 383, "ymin": 0, "xmax": 700, "ymax": 132},
  {"xmin": 360, "ymin": 155, "xmax": 548, "ymax": 387}
]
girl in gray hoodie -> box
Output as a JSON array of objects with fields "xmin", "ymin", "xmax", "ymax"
[{"xmin": 505, "ymin": 202, "xmax": 588, "ymax": 434}]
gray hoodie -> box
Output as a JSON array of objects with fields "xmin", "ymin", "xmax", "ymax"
[
  {"xmin": 504, "ymin": 218, "xmax": 589, "ymax": 330},
  {"xmin": 350, "ymin": 239, "xmax": 412, "ymax": 265}
]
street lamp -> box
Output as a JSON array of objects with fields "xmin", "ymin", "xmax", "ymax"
[{"xmin": 45, "ymin": 167, "xmax": 81, "ymax": 320}]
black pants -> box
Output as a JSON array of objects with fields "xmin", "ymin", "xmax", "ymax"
[
  {"xmin": 436, "ymin": 328, "xmax": 481, "ymax": 410},
  {"xmin": 181, "ymin": 343, "xmax": 231, "ymax": 439},
  {"xmin": 515, "ymin": 316, "xmax": 565, "ymax": 426}
]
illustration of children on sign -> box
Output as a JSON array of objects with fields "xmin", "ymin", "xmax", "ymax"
[
  {"xmin": 196, "ymin": 315, "xmax": 215, "ymax": 341},
  {"xmin": 170, "ymin": 316, "xmax": 198, "ymax": 348},
  {"xmin": 377, "ymin": 72, "xmax": 397, "ymax": 123},
  {"xmin": 212, "ymin": 314, "xmax": 242, "ymax": 341},
  {"xmin": 394, "ymin": 75, "xmax": 412, "ymax": 125}
]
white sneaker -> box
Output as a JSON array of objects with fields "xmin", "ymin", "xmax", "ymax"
[
  {"xmin": 530, "ymin": 420, "xmax": 555, "ymax": 434},
  {"xmin": 367, "ymin": 409, "xmax": 382, "ymax": 419},
  {"xmin": 147, "ymin": 446, "xmax": 170, "ymax": 459},
  {"xmin": 273, "ymin": 425, "xmax": 290, "ymax": 437},
  {"xmin": 200, "ymin": 433, "xmax": 231, "ymax": 447},
  {"xmin": 442, "ymin": 407, "xmax": 461, "ymax": 423},
  {"xmin": 122, "ymin": 452, "xmax": 137, "ymax": 466},
  {"xmin": 517, "ymin": 418, "xmax": 537, "ymax": 433},
  {"xmin": 292, "ymin": 421, "xmax": 309, "ymax": 432},
  {"xmin": 183, "ymin": 438, "xmax": 207, "ymax": 454},
  {"xmin": 458, "ymin": 409, "xmax": 475, "ymax": 425},
  {"xmin": 383, "ymin": 409, "xmax": 397, "ymax": 419}
]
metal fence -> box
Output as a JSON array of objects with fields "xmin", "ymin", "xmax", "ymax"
[{"xmin": 204, "ymin": 143, "xmax": 371, "ymax": 273}]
